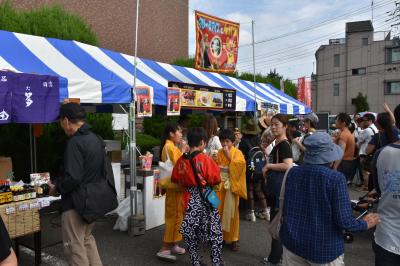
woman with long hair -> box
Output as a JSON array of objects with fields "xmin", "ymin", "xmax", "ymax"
[
  {"xmin": 365, "ymin": 112, "xmax": 400, "ymax": 191},
  {"xmin": 366, "ymin": 112, "xmax": 400, "ymax": 155},
  {"xmin": 262, "ymin": 114, "xmax": 293, "ymax": 265},
  {"xmin": 333, "ymin": 113, "xmax": 356, "ymax": 183},
  {"xmin": 156, "ymin": 123, "xmax": 186, "ymax": 262},
  {"xmin": 203, "ymin": 115, "xmax": 222, "ymax": 156}
]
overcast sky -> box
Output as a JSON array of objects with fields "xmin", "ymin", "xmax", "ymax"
[{"xmin": 187, "ymin": 0, "xmax": 394, "ymax": 81}]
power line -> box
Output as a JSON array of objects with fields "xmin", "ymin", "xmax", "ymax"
[
  {"xmin": 239, "ymin": 0, "xmax": 393, "ymax": 48},
  {"xmin": 238, "ymin": 19, "xmax": 393, "ymax": 72},
  {"xmin": 238, "ymin": 10, "xmax": 390, "ymax": 64}
]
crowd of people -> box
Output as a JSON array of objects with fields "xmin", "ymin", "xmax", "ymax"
[
  {"xmin": 1, "ymin": 103, "xmax": 399, "ymax": 266},
  {"xmin": 156, "ymin": 104, "xmax": 400, "ymax": 266}
]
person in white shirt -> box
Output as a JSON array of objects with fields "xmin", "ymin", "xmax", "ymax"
[
  {"xmin": 203, "ymin": 114, "xmax": 222, "ymax": 156},
  {"xmin": 357, "ymin": 113, "xmax": 378, "ymax": 190}
]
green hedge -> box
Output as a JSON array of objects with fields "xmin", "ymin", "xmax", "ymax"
[
  {"xmin": 143, "ymin": 114, "xmax": 206, "ymax": 139},
  {"xmin": 136, "ymin": 133, "xmax": 161, "ymax": 154}
]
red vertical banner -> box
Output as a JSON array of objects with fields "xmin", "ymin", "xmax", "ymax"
[
  {"xmin": 297, "ymin": 77, "xmax": 305, "ymax": 103},
  {"xmin": 194, "ymin": 11, "xmax": 240, "ymax": 73},
  {"xmin": 305, "ymin": 79, "xmax": 312, "ymax": 108}
]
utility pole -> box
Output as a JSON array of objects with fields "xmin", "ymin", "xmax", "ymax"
[
  {"xmin": 372, "ymin": 0, "xmax": 374, "ymax": 24},
  {"xmin": 251, "ymin": 20, "xmax": 257, "ymax": 121}
]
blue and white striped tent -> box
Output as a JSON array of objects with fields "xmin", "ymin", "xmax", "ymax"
[{"xmin": 0, "ymin": 30, "xmax": 310, "ymax": 114}]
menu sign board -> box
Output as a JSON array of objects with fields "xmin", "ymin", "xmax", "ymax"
[
  {"xmin": 135, "ymin": 86, "xmax": 152, "ymax": 117},
  {"xmin": 168, "ymin": 81, "xmax": 235, "ymax": 111}
]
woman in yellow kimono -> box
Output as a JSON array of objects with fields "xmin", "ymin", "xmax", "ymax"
[
  {"xmin": 156, "ymin": 123, "xmax": 187, "ymax": 261},
  {"xmin": 214, "ymin": 129, "xmax": 247, "ymax": 252}
]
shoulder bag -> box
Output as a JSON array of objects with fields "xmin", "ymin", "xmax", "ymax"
[
  {"xmin": 186, "ymin": 152, "xmax": 220, "ymax": 209},
  {"xmin": 268, "ymin": 167, "xmax": 292, "ymax": 240},
  {"xmin": 158, "ymin": 145, "xmax": 179, "ymax": 189},
  {"xmin": 71, "ymin": 135, "xmax": 118, "ymax": 224},
  {"xmin": 265, "ymin": 140, "xmax": 290, "ymax": 199}
]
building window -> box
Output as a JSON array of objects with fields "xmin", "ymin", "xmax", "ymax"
[
  {"xmin": 352, "ymin": 68, "xmax": 366, "ymax": 75},
  {"xmin": 385, "ymin": 81, "xmax": 400, "ymax": 94},
  {"xmin": 334, "ymin": 54, "xmax": 340, "ymax": 67},
  {"xmin": 333, "ymin": 83, "xmax": 339, "ymax": 96},
  {"xmin": 386, "ymin": 47, "xmax": 400, "ymax": 64},
  {"xmin": 362, "ymin": 38, "xmax": 368, "ymax": 46}
]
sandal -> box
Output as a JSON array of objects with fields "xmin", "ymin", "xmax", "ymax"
[
  {"xmin": 156, "ymin": 250, "xmax": 176, "ymax": 262},
  {"xmin": 171, "ymin": 245, "xmax": 186, "ymax": 255},
  {"xmin": 230, "ymin": 241, "xmax": 239, "ymax": 252}
]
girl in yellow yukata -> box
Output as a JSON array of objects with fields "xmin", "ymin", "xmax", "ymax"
[
  {"xmin": 156, "ymin": 123, "xmax": 187, "ymax": 262},
  {"xmin": 213, "ymin": 129, "xmax": 247, "ymax": 252}
]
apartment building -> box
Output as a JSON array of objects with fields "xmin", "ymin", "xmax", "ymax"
[
  {"xmin": 4, "ymin": 0, "xmax": 188, "ymax": 63},
  {"xmin": 313, "ymin": 20, "xmax": 400, "ymax": 114}
]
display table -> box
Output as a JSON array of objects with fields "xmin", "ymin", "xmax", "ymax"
[{"xmin": 136, "ymin": 168, "xmax": 165, "ymax": 230}]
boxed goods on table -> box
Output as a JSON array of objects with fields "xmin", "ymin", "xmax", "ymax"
[{"xmin": 0, "ymin": 199, "xmax": 40, "ymax": 238}]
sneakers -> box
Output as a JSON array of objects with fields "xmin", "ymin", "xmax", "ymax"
[
  {"xmin": 245, "ymin": 210, "xmax": 256, "ymax": 222},
  {"xmin": 257, "ymin": 211, "xmax": 270, "ymax": 221},
  {"xmin": 156, "ymin": 250, "xmax": 176, "ymax": 262},
  {"xmin": 256, "ymin": 208, "xmax": 271, "ymax": 221},
  {"xmin": 262, "ymin": 257, "xmax": 282, "ymax": 266}
]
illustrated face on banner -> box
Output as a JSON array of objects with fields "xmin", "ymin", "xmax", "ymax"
[{"xmin": 195, "ymin": 11, "xmax": 240, "ymax": 73}]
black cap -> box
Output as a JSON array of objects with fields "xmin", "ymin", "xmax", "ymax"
[
  {"xmin": 59, "ymin": 103, "xmax": 86, "ymax": 120},
  {"xmin": 363, "ymin": 113, "xmax": 375, "ymax": 122}
]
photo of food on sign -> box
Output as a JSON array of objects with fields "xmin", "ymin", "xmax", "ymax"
[
  {"xmin": 181, "ymin": 89, "xmax": 196, "ymax": 106},
  {"xmin": 197, "ymin": 91, "xmax": 211, "ymax": 107},
  {"xmin": 211, "ymin": 93, "xmax": 223, "ymax": 108}
]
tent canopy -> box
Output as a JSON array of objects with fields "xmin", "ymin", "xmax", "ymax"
[{"xmin": 0, "ymin": 30, "xmax": 311, "ymax": 114}]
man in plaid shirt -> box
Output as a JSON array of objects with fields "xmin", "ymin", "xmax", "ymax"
[{"xmin": 280, "ymin": 132, "xmax": 380, "ymax": 265}]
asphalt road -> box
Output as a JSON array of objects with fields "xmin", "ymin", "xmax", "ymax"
[{"xmin": 17, "ymin": 186, "xmax": 375, "ymax": 266}]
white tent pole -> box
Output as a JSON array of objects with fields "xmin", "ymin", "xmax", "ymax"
[{"xmin": 129, "ymin": 0, "xmax": 139, "ymax": 236}]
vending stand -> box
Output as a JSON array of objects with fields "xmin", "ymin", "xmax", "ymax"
[{"xmin": 0, "ymin": 30, "xmax": 311, "ymax": 243}]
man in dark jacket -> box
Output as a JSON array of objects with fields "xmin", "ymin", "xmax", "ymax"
[{"xmin": 48, "ymin": 103, "xmax": 103, "ymax": 266}]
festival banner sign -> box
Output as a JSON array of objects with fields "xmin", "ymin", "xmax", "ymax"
[
  {"xmin": 297, "ymin": 77, "xmax": 305, "ymax": 104},
  {"xmin": 0, "ymin": 71, "xmax": 13, "ymax": 124},
  {"xmin": 260, "ymin": 102, "xmax": 280, "ymax": 115},
  {"xmin": 0, "ymin": 71, "xmax": 60, "ymax": 124},
  {"xmin": 168, "ymin": 81, "xmax": 236, "ymax": 111},
  {"xmin": 167, "ymin": 87, "xmax": 181, "ymax": 116},
  {"xmin": 304, "ymin": 79, "xmax": 312, "ymax": 108},
  {"xmin": 194, "ymin": 11, "xmax": 240, "ymax": 73},
  {"xmin": 135, "ymin": 86, "xmax": 152, "ymax": 117}
]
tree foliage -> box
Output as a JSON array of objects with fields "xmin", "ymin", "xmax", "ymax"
[
  {"xmin": 171, "ymin": 58, "xmax": 298, "ymax": 99},
  {"xmin": 0, "ymin": 0, "xmax": 98, "ymax": 45},
  {"xmin": 0, "ymin": 1, "xmax": 101, "ymax": 181},
  {"xmin": 354, "ymin": 92, "xmax": 370, "ymax": 113}
]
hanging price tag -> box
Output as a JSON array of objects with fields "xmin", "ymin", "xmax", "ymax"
[
  {"xmin": 19, "ymin": 203, "xmax": 29, "ymax": 211},
  {"xmin": 5, "ymin": 206, "xmax": 15, "ymax": 214},
  {"xmin": 30, "ymin": 202, "xmax": 40, "ymax": 209}
]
